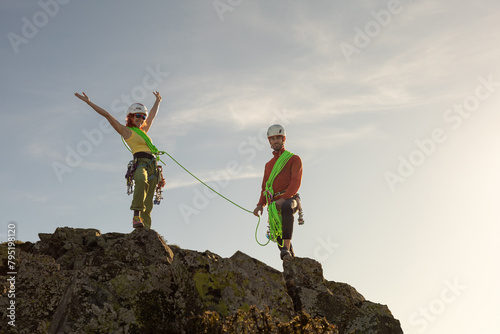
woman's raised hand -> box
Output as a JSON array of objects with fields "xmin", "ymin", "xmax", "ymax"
[
  {"xmin": 153, "ymin": 91, "xmax": 162, "ymax": 102},
  {"xmin": 74, "ymin": 92, "xmax": 90, "ymax": 104}
]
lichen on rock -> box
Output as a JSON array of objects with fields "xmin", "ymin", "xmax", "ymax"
[{"xmin": 0, "ymin": 227, "xmax": 403, "ymax": 334}]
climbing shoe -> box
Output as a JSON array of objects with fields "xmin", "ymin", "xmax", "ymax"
[
  {"xmin": 280, "ymin": 249, "xmax": 293, "ymax": 260},
  {"xmin": 132, "ymin": 216, "xmax": 144, "ymax": 228}
]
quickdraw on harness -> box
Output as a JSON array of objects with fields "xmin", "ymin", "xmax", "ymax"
[
  {"xmin": 154, "ymin": 165, "xmax": 166, "ymax": 205},
  {"xmin": 123, "ymin": 127, "xmax": 167, "ymax": 205},
  {"xmin": 125, "ymin": 160, "xmax": 138, "ymax": 195}
]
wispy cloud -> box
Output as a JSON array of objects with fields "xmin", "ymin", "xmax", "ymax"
[
  {"xmin": 27, "ymin": 140, "xmax": 65, "ymax": 161},
  {"xmin": 166, "ymin": 166, "xmax": 261, "ymax": 190},
  {"xmin": 7, "ymin": 191, "xmax": 50, "ymax": 204},
  {"xmin": 296, "ymin": 124, "xmax": 384, "ymax": 152}
]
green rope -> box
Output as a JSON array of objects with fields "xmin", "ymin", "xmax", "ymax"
[
  {"xmin": 263, "ymin": 151, "xmax": 294, "ymax": 247},
  {"xmin": 265, "ymin": 151, "xmax": 294, "ymax": 197},
  {"xmin": 267, "ymin": 202, "xmax": 282, "ymax": 244},
  {"xmin": 159, "ymin": 150, "xmax": 274, "ymax": 246},
  {"xmin": 161, "ymin": 150, "xmax": 253, "ymax": 214},
  {"xmin": 254, "ymin": 215, "xmax": 270, "ymax": 246},
  {"xmin": 121, "ymin": 135, "xmax": 270, "ymax": 246}
]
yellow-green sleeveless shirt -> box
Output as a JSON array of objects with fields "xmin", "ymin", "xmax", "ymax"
[{"xmin": 124, "ymin": 130, "xmax": 151, "ymax": 155}]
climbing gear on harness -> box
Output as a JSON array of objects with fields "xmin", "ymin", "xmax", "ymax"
[
  {"xmin": 125, "ymin": 159, "xmax": 138, "ymax": 195},
  {"xmin": 125, "ymin": 156, "xmax": 164, "ymax": 205},
  {"xmin": 132, "ymin": 216, "xmax": 144, "ymax": 228},
  {"xmin": 295, "ymin": 193, "xmax": 305, "ymax": 225},
  {"xmin": 298, "ymin": 209, "xmax": 305, "ymax": 225},
  {"xmin": 154, "ymin": 165, "xmax": 166, "ymax": 205}
]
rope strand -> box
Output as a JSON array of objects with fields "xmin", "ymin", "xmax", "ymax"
[{"xmin": 122, "ymin": 136, "xmax": 269, "ymax": 245}]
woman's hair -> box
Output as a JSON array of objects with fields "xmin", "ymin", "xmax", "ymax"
[{"xmin": 125, "ymin": 113, "xmax": 147, "ymax": 129}]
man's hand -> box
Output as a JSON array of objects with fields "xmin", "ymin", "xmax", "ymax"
[{"xmin": 253, "ymin": 205, "xmax": 263, "ymax": 217}]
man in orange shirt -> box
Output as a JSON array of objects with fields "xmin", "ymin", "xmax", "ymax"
[{"xmin": 253, "ymin": 124, "xmax": 303, "ymax": 260}]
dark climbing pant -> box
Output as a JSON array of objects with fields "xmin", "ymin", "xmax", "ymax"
[{"xmin": 277, "ymin": 198, "xmax": 298, "ymax": 253}]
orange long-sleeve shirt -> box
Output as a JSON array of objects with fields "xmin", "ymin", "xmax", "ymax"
[{"xmin": 257, "ymin": 147, "xmax": 302, "ymax": 207}]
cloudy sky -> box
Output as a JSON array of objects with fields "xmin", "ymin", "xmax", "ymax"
[{"xmin": 2, "ymin": 1, "xmax": 500, "ymax": 333}]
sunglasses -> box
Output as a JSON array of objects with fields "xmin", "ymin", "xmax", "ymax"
[{"xmin": 134, "ymin": 114, "xmax": 146, "ymax": 120}]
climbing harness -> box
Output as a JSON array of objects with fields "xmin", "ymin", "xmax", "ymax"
[
  {"xmin": 122, "ymin": 127, "xmax": 167, "ymax": 204},
  {"xmin": 124, "ymin": 156, "xmax": 166, "ymax": 205}
]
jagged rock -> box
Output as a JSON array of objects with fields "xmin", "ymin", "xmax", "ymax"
[
  {"xmin": 283, "ymin": 256, "xmax": 403, "ymax": 334},
  {"xmin": 0, "ymin": 227, "xmax": 403, "ymax": 334}
]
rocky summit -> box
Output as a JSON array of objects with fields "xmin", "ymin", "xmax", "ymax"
[{"xmin": 0, "ymin": 227, "xmax": 403, "ymax": 334}]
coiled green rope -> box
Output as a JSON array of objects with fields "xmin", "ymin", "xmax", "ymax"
[{"xmin": 263, "ymin": 151, "xmax": 294, "ymax": 248}]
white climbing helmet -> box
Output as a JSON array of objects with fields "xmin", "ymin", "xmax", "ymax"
[
  {"xmin": 267, "ymin": 124, "xmax": 286, "ymax": 138},
  {"xmin": 127, "ymin": 103, "xmax": 148, "ymax": 116}
]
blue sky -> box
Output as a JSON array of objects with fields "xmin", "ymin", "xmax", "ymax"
[{"xmin": 2, "ymin": 1, "xmax": 500, "ymax": 333}]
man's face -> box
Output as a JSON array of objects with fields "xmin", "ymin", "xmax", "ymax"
[{"xmin": 269, "ymin": 135, "xmax": 285, "ymax": 151}]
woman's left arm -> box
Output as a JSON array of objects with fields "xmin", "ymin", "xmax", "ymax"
[{"xmin": 143, "ymin": 91, "xmax": 162, "ymax": 132}]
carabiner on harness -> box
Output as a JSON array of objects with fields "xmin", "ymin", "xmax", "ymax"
[{"xmin": 154, "ymin": 165, "xmax": 166, "ymax": 205}]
